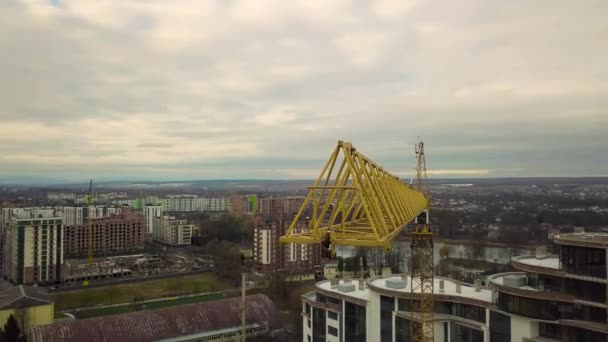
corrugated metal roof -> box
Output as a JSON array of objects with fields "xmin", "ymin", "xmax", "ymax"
[{"xmin": 29, "ymin": 294, "xmax": 281, "ymax": 342}]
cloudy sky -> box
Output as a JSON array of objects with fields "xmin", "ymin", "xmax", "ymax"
[{"xmin": 1, "ymin": 0, "xmax": 607, "ymax": 181}]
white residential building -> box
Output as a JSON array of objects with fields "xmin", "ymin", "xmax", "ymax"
[
  {"xmin": 61, "ymin": 207, "xmax": 85, "ymax": 226},
  {"xmin": 144, "ymin": 205, "xmax": 163, "ymax": 233},
  {"xmin": 3, "ymin": 211, "xmax": 64, "ymax": 285},
  {"xmin": 152, "ymin": 216, "xmax": 193, "ymax": 245}
]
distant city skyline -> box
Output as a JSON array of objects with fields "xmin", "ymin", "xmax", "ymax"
[{"xmin": 1, "ymin": 1, "xmax": 607, "ymax": 181}]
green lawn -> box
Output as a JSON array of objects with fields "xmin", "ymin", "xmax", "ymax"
[
  {"xmin": 73, "ymin": 293, "xmax": 225, "ymax": 319},
  {"xmin": 53, "ymin": 273, "xmax": 230, "ymax": 311}
]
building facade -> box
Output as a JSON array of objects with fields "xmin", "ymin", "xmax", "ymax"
[
  {"xmin": 64, "ymin": 208, "xmax": 144, "ymax": 258},
  {"xmin": 3, "ymin": 212, "xmax": 64, "ymax": 285},
  {"xmin": 61, "ymin": 207, "xmax": 84, "ymax": 226},
  {"xmin": 302, "ymin": 232, "xmax": 608, "ymax": 342},
  {"xmin": 152, "ymin": 216, "xmax": 193, "ymax": 245},
  {"xmin": 253, "ymin": 216, "xmax": 321, "ymax": 275},
  {"xmin": 144, "ymin": 205, "xmax": 163, "ymax": 234},
  {"xmin": 259, "ymin": 196, "xmax": 306, "ymax": 220}
]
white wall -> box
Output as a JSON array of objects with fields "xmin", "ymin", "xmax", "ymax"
[
  {"xmin": 510, "ymin": 315, "xmax": 535, "ymax": 341},
  {"xmin": 367, "ymin": 291, "xmax": 381, "ymax": 342}
]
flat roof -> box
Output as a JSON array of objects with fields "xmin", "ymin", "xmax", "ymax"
[
  {"xmin": 316, "ymin": 279, "xmax": 370, "ymax": 301},
  {"xmin": 554, "ymin": 232, "xmax": 608, "ymax": 248},
  {"xmin": 513, "ymin": 255, "xmax": 560, "ymax": 270},
  {"xmin": 370, "ymin": 276, "xmax": 493, "ymax": 303},
  {"xmin": 317, "ymin": 276, "xmax": 493, "ymax": 304}
]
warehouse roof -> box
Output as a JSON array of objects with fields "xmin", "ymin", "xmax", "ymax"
[
  {"xmin": 0, "ymin": 285, "xmax": 52, "ymax": 310},
  {"xmin": 28, "ymin": 294, "xmax": 281, "ymax": 342}
]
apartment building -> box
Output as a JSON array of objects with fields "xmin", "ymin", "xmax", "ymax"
[
  {"xmin": 3, "ymin": 211, "xmax": 64, "ymax": 285},
  {"xmin": 61, "ymin": 206, "xmax": 84, "ymax": 226},
  {"xmin": 64, "ymin": 208, "xmax": 144, "ymax": 258},
  {"xmin": 259, "ymin": 196, "xmax": 306, "ymax": 221},
  {"xmin": 152, "ymin": 216, "xmax": 193, "ymax": 245},
  {"xmin": 302, "ymin": 231, "xmax": 607, "ymax": 342},
  {"xmin": 253, "ymin": 216, "xmax": 321, "ymax": 275},
  {"xmin": 144, "ymin": 205, "xmax": 163, "ymax": 234}
]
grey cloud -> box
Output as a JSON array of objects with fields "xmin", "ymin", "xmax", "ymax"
[{"xmin": 0, "ymin": 0, "xmax": 607, "ymax": 180}]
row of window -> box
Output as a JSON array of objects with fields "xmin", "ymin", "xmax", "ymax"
[{"xmin": 397, "ymin": 298, "xmax": 486, "ymax": 323}]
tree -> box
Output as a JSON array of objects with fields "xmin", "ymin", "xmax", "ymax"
[
  {"xmin": 351, "ymin": 256, "xmax": 361, "ymax": 276},
  {"xmin": 337, "ymin": 258, "xmax": 344, "ymax": 273},
  {"xmin": 1, "ymin": 314, "xmax": 22, "ymax": 342}
]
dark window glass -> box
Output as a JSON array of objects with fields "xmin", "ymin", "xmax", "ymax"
[
  {"xmin": 395, "ymin": 316, "xmax": 413, "ymax": 342},
  {"xmin": 312, "ymin": 308, "xmax": 326, "ymax": 342},
  {"xmin": 561, "ymin": 245, "xmax": 606, "ymax": 278},
  {"xmin": 450, "ymin": 323, "xmax": 483, "ymax": 342},
  {"xmin": 490, "ymin": 311, "xmax": 510, "ymax": 342},
  {"xmin": 344, "ymin": 302, "xmax": 366, "ymax": 342},
  {"xmin": 380, "ymin": 296, "xmax": 394, "ymax": 342},
  {"xmin": 328, "ymin": 326, "xmax": 338, "ymax": 337},
  {"xmin": 539, "ymin": 323, "xmax": 561, "ymax": 339},
  {"xmin": 454, "ymin": 303, "xmax": 485, "ymax": 323},
  {"xmin": 328, "ymin": 311, "xmax": 338, "ymax": 320}
]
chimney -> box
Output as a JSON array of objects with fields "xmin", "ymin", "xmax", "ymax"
[
  {"xmin": 439, "ymin": 280, "xmax": 445, "ymax": 293},
  {"xmin": 455, "ymin": 280, "xmax": 462, "ymax": 294},
  {"xmin": 358, "ymin": 279, "xmax": 365, "ymax": 290},
  {"xmin": 474, "ymin": 279, "xmax": 481, "ymax": 292}
]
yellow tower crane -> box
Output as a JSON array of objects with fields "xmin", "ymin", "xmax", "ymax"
[
  {"xmin": 279, "ymin": 140, "xmax": 434, "ymax": 342},
  {"xmin": 410, "ymin": 141, "xmax": 434, "ymax": 342}
]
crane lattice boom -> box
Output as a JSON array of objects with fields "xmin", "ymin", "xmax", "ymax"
[{"xmin": 279, "ymin": 140, "xmax": 428, "ymax": 251}]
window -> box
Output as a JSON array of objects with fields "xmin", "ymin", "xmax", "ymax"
[
  {"xmin": 380, "ymin": 296, "xmax": 394, "ymax": 342},
  {"xmin": 328, "ymin": 311, "xmax": 338, "ymax": 320},
  {"xmin": 450, "ymin": 323, "xmax": 483, "ymax": 342},
  {"xmin": 490, "ymin": 311, "xmax": 510, "ymax": 342},
  {"xmin": 344, "ymin": 302, "xmax": 366, "ymax": 342},
  {"xmin": 328, "ymin": 326, "xmax": 338, "ymax": 336}
]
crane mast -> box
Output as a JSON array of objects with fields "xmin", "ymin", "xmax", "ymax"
[{"xmin": 410, "ymin": 141, "xmax": 434, "ymax": 342}]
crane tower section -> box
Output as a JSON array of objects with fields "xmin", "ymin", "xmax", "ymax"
[
  {"xmin": 410, "ymin": 141, "xmax": 434, "ymax": 342},
  {"xmin": 279, "ymin": 140, "xmax": 428, "ymax": 252}
]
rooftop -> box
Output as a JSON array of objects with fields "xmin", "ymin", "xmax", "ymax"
[
  {"xmin": 28, "ymin": 294, "xmax": 281, "ymax": 342},
  {"xmin": 0, "ymin": 285, "xmax": 52, "ymax": 310},
  {"xmin": 513, "ymin": 255, "xmax": 560, "ymax": 270},
  {"xmin": 316, "ymin": 275, "xmax": 493, "ymax": 304},
  {"xmin": 316, "ymin": 279, "xmax": 370, "ymax": 301},
  {"xmin": 370, "ymin": 276, "xmax": 493, "ymax": 303},
  {"xmin": 554, "ymin": 232, "xmax": 608, "ymax": 248}
]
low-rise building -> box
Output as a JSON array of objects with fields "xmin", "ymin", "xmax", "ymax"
[
  {"xmin": 29, "ymin": 294, "xmax": 282, "ymax": 342},
  {"xmin": 152, "ymin": 216, "xmax": 193, "ymax": 245},
  {"xmin": 0, "ymin": 285, "xmax": 54, "ymax": 331}
]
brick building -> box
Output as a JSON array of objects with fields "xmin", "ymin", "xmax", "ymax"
[
  {"xmin": 253, "ymin": 215, "xmax": 321, "ymax": 275},
  {"xmin": 259, "ymin": 196, "xmax": 307, "ymax": 221},
  {"xmin": 64, "ymin": 208, "xmax": 144, "ymax": 258}
]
